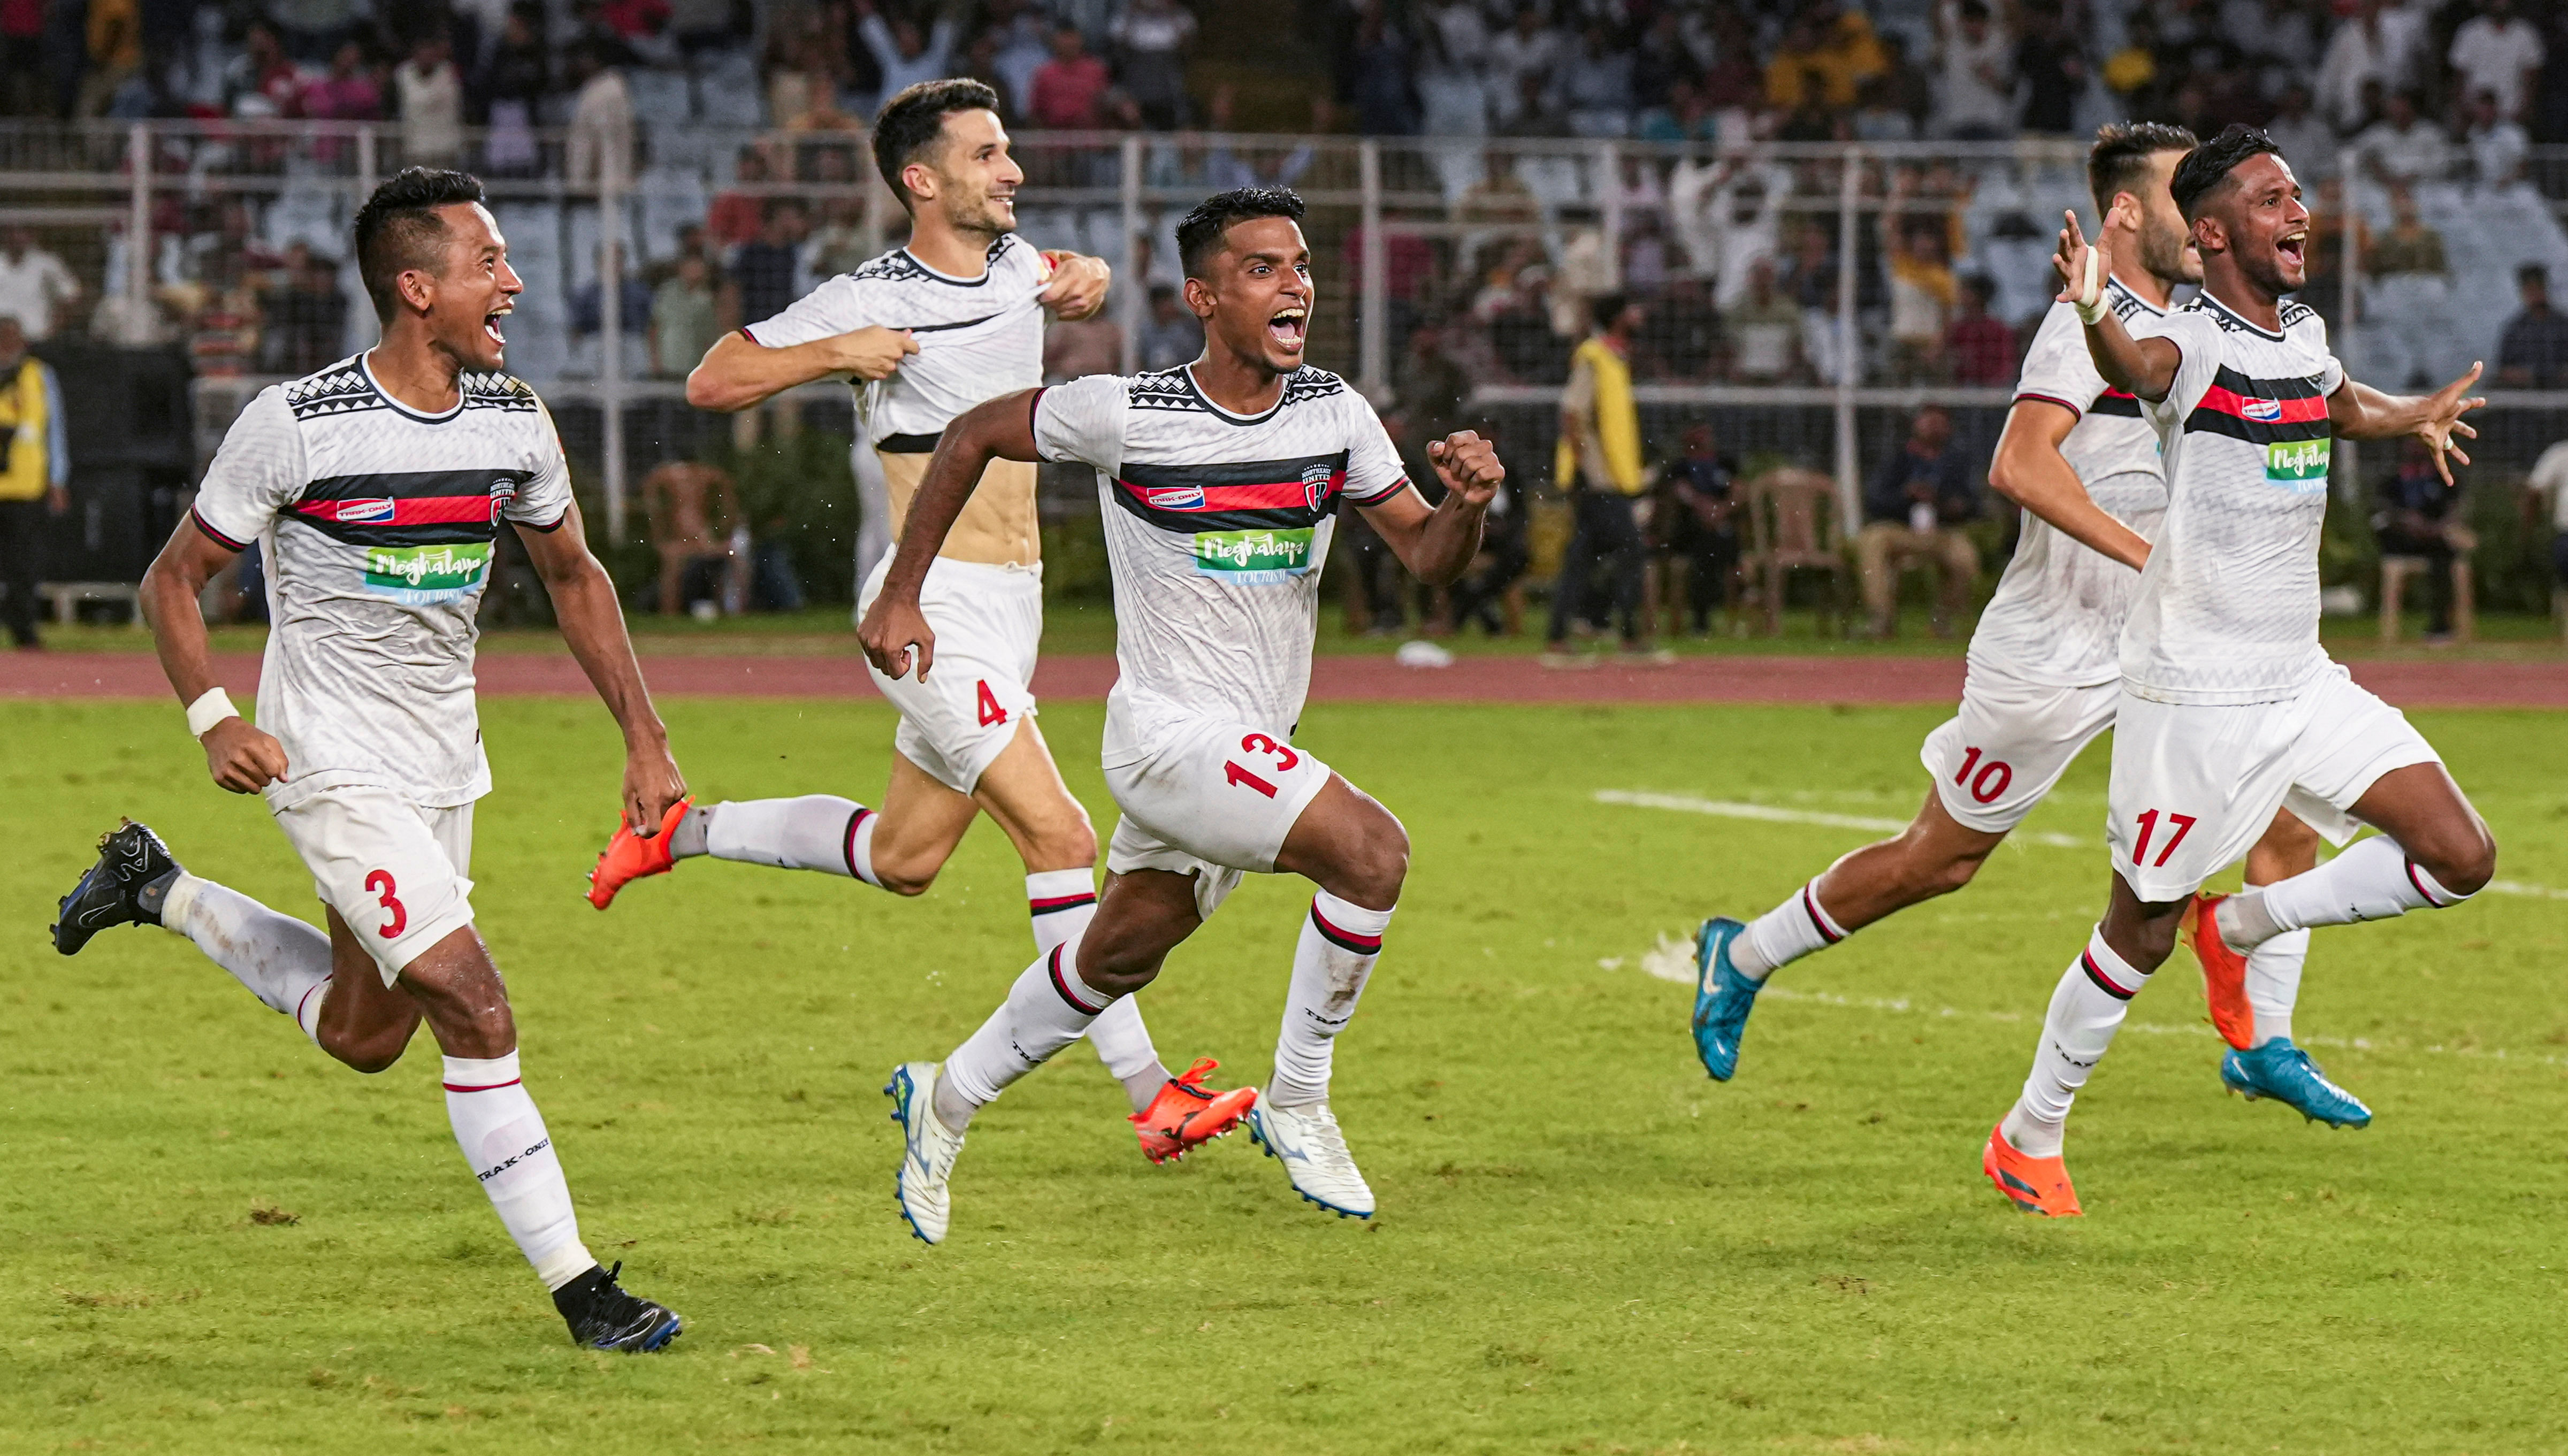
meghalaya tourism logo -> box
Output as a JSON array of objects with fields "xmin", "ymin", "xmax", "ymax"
[
  {"xmin": 363, "ymin": 541, "xmax": 492, "ymax": 603},
  {"xmin": 2263, "ymin": 437, "xmax": 2329, "ymax": 494},
  {"xmin": 1192, "ymin": 527, "xmax": 1314, "ymax": 585}
]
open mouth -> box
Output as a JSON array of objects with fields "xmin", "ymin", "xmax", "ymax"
[
  {"xmin": 1268, "ymin": 305, "xmax": 1307, "ymax": 350},
  {"xmin": 484, "ymin": 306, "xmax": 509, "ymax": 347},
  {"xmin": 2276, "ymin": 230, "xmax": 2307, "ymax": 269}
]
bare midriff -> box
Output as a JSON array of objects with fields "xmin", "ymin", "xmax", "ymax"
[{"xmin": 878, "ymin": 451, "xmax": 1042, "ymax": 568}]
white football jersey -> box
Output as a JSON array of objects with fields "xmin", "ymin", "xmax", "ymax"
[
  {"xmin": 191, "ymin": 353, "xmax": 574, "ymax": 808},
  {"xmin": 744, "ymin": 234, "xmax": 1048, "ymax": 445},
  {"xmin": 2124, "ymin": 293, "xmax": 2344, "ymax": 705},
  {"xmin": 1031, "ymin": 365, "xmax": 1411, "ymax": 757},
  {"xmin": 1968, "ymin": 278, "xmax": 2172, "ymax": 687}
]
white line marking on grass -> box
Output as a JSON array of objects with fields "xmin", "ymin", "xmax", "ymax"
[
  {"xmin": 1632, "ymin": 931, "xmax": 2568, "ymax": 1070},
  {"xmin": 1595, "ymin": 790, "xmax": 2086, "ymax": 847},
  {"xmin": 1598, "ymin": 790, "xmax": 2568, "ymax": 900}
]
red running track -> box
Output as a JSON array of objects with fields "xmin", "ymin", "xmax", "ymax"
[{"xmin": 7, "ymin": 650, "xmax": 2566, "ymax": 708}]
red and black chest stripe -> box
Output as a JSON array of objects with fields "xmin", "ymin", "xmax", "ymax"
[
  {"xmin": 1112, "ymin": 451, "xmax": 1350, "ymax": 533},
  {"xmin": 282, "ymin": 470, "xmax": 521, "ymax": 548},
  {"xmin": 2184, "ymin": 366, "xmax": 2329, "ymax": 444},
  {"xmin": 2090, "ymin": 387, "xmax": 2144, "ymax": 418}
]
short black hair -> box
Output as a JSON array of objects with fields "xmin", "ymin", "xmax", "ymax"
[
  {"xmin": 1175, "ymin": 187, "xmax": 1306, "ymax": 280},
  {"xmin": 2169, "ymin": 124, "xmax": 2283, "ymax": 222},
  {"xmin": 2521, "ymin": 264, "xmax": 2549, "ymax": 288},
  {"xmin": 353, "ymin": 166, "xmax": 486, "ymax": 322},
  {"xmin": 1589, "ymin": 293, "xmax": 1629, "ymax": 331},
  {"xmin": 872, "ymin": 78, "xmax": 1002, "ymax": 212},
  {"xmin": 2088, "ymin": 121, "xmax": 2197, "ymax": 217}
]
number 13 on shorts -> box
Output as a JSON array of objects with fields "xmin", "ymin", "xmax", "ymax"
[{"xmin": 1225, "ymin": 732, "xmax": 1299, "ymax": 797}]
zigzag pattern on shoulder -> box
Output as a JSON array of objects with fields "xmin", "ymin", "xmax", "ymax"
[
  {"xmin": 461, "ymin": 370, "xmax": 540, "ymax": 410},
  {"xmin": 2278, "ymin": 301, "xmax": 2315, "ymax": 328},
  {"xmin": 987, "ymin": 233, "xmax": 1019, "ymax": 264},
  {"xmin": 282, "ymin": 358, "xmax": 384, "ymax": 420},
  {"xmin": 1282, "ymin": 367, "xmax": 1347, "ymax": 404},
  {"xmin": 1128, "ymin": 369, "xmax": 1205, "ymax": 411},
  {"xmin": 850, "ymin": 250, "xmax": 932, "ymax": 285}
]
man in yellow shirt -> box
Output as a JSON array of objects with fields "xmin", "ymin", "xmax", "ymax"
[
  {"xmin": 1546, "ymin": 295, "xmax": 1668, "ymax": 665},
  {"xmin": 0, "ymin": 315, "xmax": 68, "ymax": 649}
]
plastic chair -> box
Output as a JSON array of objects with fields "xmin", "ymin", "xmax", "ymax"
[{"xmin": 1740, "ymin": 467, "xmax": 1848, "ymax": 637}]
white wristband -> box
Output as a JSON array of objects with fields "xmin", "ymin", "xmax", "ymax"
[
  {"xmin": 2073, "ymin": 246, "xmax": 2109, "ymax": 325},
  {"xmin": 185, "ymin": 687, "xmax": 241, "ymax": 739}
]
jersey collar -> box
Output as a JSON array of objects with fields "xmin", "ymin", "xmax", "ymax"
[
  {"xmin": 898, "ymin": 233, "xmax": 1016, "ymax": 287},
  {"xmin": 1183, "ymin": 364, "xmax": 1289, "ymax": 425},
  {"xmin": 358, "ymin": 350, "xmax": 466, "ymax": 423},
  {"xmin": 2104, "ymin": 274, "xmax": 2165, "ymax": 317},
  {"xmin": 2193, "ymin": 289, "xmax": 2288, "ymax": 341}
]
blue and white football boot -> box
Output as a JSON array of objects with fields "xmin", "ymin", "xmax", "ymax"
[
  {"xmin": 1690, "ymin": 916, "xmax": 1761, "ymax": 1082},
  {"xmin": 2221, "ymin": 1039, "xmax": 2373, "ymax": 1129},
  {"xmin": 885, "ymin": 1061, "xmax": 968, "ymax": 1244}
]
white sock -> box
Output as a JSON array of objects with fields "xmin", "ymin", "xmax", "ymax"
[
  {"xmin": 1027, "ymin": 869, "xmax": 1168, "ymax": 1113},
  {"xmin": 2001, "ymin": 928, "xmax": 2151, "ymax": 1159},
  {"xmin": 1731, "ymin": 879, "xmax": 1846, "ymax": 980},
  {"xmin": 938, "ymin": 941, "xmax": 1120, "ymax": 1128},
  {"xmin": 701, "ymin": 796, "xmax": 881, "ymax": 886},
  {"xmin": 160, "ymin": 872, "xmax": 332, "ymax": 1045},
  {"xmin": 442, "ymin": 1052, "xmax": 595, "ymax": 1291},
  {"xmin": 1270, "ymin": 891, "xmax": 1393, "ymax": 1109},
  {"xmin": 2245, "ymin": 928, "xmax": 2307, "ymax": 1047},
  {"xmin": 2221, "ymin": 836, "xmax": 2467, "ymax": 950}
]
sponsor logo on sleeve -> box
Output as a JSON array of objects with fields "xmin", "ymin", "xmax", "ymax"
[
  {"xmin": 2263, "ymin": 438, "xmax": 2330, "ymax": 493},
  {"xmin": 1191, "ymin": 527, "xmax": 1317, "ymax": 585}
]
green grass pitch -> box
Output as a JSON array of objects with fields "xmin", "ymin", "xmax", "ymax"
[{"xmin": 5, "ymin": 696, "xmax": 2565, "ymax": 1453}]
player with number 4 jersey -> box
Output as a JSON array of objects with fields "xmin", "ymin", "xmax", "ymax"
[
  {"xmin": 1687, "ymin": 125, "xmax": 2332, "ymax": 1117},
  {"xmin": 855, "ymin": 187, "xmax": 1504, "ymax": 1240},
  {"xmin": 583, "ymin": 80, "xmax": 1257, "ymax": 1163}
]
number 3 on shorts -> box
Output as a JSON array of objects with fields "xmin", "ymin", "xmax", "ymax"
[
  {"xmin": 1224, "ymin": 732, "xmax": 1301, "ymax": 799},
  {"xmin": 365, "ymin": 869, "xmax": 407, "ymax": 939}
]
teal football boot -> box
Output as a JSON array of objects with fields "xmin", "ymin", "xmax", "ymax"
[
  {"xmin": 1689, "ymin": 917, "xmax": 1761, "ymax": 1081},
  {"xmin": 2221, "ymin": 1039, "xmax": 2373, "ymax": 1129}
]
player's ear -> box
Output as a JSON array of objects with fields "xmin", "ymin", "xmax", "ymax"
[
  {"xmin": 397, "ymin": 266, "xmax": 435, "ymax": 317},
  {"xmin": 901, "ymin": 162, "xmax": 937, "ymax": 204},
  {"xmin": 1181, "ymin": 275, "xmax": 1214, "ymax": 320}
]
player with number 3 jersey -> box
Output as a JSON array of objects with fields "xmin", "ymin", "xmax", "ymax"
[
  {"xmin": 1685, "ymin": 125, "xmax": 2336, "ymax": 1125},
  {"xmin": 855, "ymin": 187, "xmax": 1505, "ymax": 1240},
  {"xmin": 50, "ymin": 169, "xmax": 687, "ymax": 1352},
  {"xmin": 583, "ymin": 80, "xmax": 1261, "ymax": 1163}
]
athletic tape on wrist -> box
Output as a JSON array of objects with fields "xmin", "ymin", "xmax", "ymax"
[
  {"xmin": 185, "ymin": 686, "xmax": 240, "ymax": 738},
  {"xmin": 2073, "ymin": 247, "xmax": 2108, "ymax": 325}
]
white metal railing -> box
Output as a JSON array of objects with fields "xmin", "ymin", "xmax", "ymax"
[{"xmin": 6, "ymin": 119, "xmax": 2565, "ymax": 530}]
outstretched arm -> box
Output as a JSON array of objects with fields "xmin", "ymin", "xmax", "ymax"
[
  {"xmin": 2330, "ymin": 362, "xmax": 2486, "ymax": 485},
  {"xmin": 856, "ymin": 389, "xmax": 1044, "ymax": 679},
  {"xmin": 1359, "ymin": 432, "xmax": 1503, "ymax": 585},
  {"xmin": 139, "ymin": 518, "xmax": 291, "ymax": 794},
  {"xmin": 2053, "ymin": 209, "xmax": 2181, "ymax": 401},
  {"xmin": 685, "ymin": 326, "xmax": 919, "ymax": 412},
  {"xmin": 517, "ymin": 502, "xmax": 687, "ymax": 834},
  {"xmin": 1987, "ymin": 399, "xmax": 2151, "ymax": 572}
]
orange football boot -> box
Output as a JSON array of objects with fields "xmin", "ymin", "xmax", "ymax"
[
  {"xmin": 1131, "ymin": 1058, "xmax": 1258, "ymax": 1164},
  {"xmin": 1983, "ymin": 1122, "xmax": 2082, "ymax": 1217},
  {"xmin": 587, "ymin": 797, "xmax": 692, "ymax": 910},
  {"xmin": 2184, "ymin": 892, "xmax": 2257, "ymax": 1051}
]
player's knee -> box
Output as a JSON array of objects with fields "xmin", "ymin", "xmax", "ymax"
[
  {"xmin": 2412, "ymin": 821, "xmax": 2496, "ymax": 899},
  {"xmin": 1341, "ymin": 815, "xmax": 1410, "ymax": 907},
  {"xmin": 1077, "ymin": 939, "xmax": 1164, "ymax": 998},
  {"xmin": 322, "ymin": 1026, "xmax": 409, "ymax": 1075},
  {"xmin": 874, "ymin": 862, "xmax": 938, "ymax": 897}
]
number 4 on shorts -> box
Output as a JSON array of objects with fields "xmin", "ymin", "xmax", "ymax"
[{"xmin": 976, "ymin": 680, "xmax": 1008, "ymax": 727}]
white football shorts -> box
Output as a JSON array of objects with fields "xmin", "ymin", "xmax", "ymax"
[
  {"xmin": 2108, "ymin": 663, "xmax": 2440, "ymax": 902},
  {"xmin": 1919, "ymin": 668, "xmax": 2122, "ymax": 833},
  {"xmin": 271, "ymin": 784, "xmax": 476, "ymax": 984},
  {"xmin": 1103, "ymin": 715, "xmax": 1335, "ymax": 923},
  {"xmin": 859, "ymin": 554, "xmax": 1044, "ymax": 795}
]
